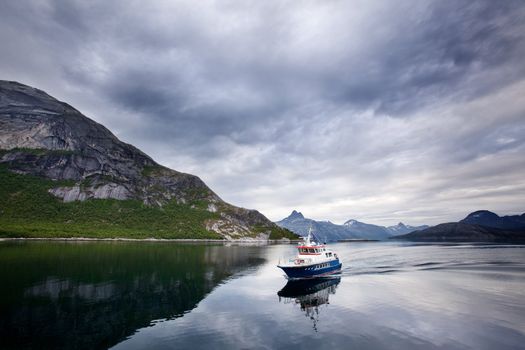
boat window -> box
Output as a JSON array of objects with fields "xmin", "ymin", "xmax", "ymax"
[{"xmin": 308, "ymin": 248, "xmax": 315, "ymax": 253}]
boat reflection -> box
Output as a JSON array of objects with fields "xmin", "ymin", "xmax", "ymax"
[{"xmin": 277, "ymin": 277, "xmax": 341, "ymax": 331}]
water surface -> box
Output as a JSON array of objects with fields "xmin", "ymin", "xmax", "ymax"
[{"xmin": 1, "ymin": 241, "xmax": 524, "ymax": 349}]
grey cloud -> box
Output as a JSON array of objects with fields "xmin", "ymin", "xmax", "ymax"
[
  {"xmin": 0, "ymin": 0, "xmax": 524, "ymax": 225},
  {"xmin": 40, "ymin": 1, "xmax": 525, "ymax": 132}
]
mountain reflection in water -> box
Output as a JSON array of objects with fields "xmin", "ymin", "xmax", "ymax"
[
  {"xmin": 278, "ymin": 278, "xmax": 341, "ymax": 332},
  {"xmin": 0, "ymin": 241, "xmax": 265, "ymax": 350}
]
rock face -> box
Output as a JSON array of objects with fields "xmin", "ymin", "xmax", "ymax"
[
  {"xmin": 276, "ymin": 210, "xmax": 427, "ymax": 241},
  {"xmin": 0, "ymin": 80, "xmax": 290, "ymax": 240}
]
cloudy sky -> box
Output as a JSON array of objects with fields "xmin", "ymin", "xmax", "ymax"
[{"xmin": 1, "ymin": 0, "xmax": 524, "ymax": 225}]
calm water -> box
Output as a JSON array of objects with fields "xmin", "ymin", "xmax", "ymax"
[{"xmin": 1, "ymin": 241, "xmax": 524, "ymax": 349}]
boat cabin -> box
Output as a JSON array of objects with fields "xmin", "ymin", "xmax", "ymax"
[
  {"xmin": 297, "ymin": 245, "xmax": 335, "ymax": 257},
  {"xmin": 298, "ymin": 246, "xmax": 323, "ymax": 254}
]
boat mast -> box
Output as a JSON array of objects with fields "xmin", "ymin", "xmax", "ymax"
[{"xmin": 306, "ymin": 225, "xmax": 313, "ymax": 245}]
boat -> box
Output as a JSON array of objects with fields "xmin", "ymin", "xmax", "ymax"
[{"xmin": 277, "ymin": 229, "xmax": 342, "ymax": 278}]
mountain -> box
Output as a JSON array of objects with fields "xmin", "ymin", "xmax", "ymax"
[
  {"xmin": 460, "ymin": 210, "xmax": 525, "ymax": 230},
  {"xmin": 391, "ymin": 210, "xmax": 525, "ymax": 243},
  {"xmin": 343, "ymin": 219, "xmax": 391, "ymax": 240},
  {"xmin": 386, "ymin": 222, "xmax": 430, "ymax": 235},
  {"xmin": 276, "ymin": 211, "xmax": 427, "ymax": 241},
  {"xmin": 392, "ymin": 222, "xmax": 525, "ymax": 243},
  {"xmin": 276, "ymin": 211, "xmax": 361, "ymax": 241},
  {"xmin": 0, "ymin": 80, "xmax": 297, "ymax": 240}
]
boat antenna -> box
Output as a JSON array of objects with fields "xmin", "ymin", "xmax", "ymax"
[
  {"xmin": 312, "ymin": 231, "xmax": 320, "ymax": 244},
  {"xmin": 307, "ymin": 224, "xmax": 322, "ymax": 245}
]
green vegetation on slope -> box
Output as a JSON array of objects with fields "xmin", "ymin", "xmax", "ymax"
[
  {"xmin": 253, "ymin": 224, "xmax": 299, "ymax": 240},
  {"xmin": 0, "ymin": 164, "xmax": 297, "ymax": 240},
  {"xmin": 0, "ymin": 165, "xmax": 222, "ymax": 239},
  {"xmin": 141, "ymin": 164, "xmax": 167, "ymax": 177}
]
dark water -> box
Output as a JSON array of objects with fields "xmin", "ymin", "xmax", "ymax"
[{"xmin": 0, "ymin": 241, "xmax": 524, "ymax": 349}]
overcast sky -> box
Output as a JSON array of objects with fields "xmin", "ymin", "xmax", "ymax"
[{"xmin": 1, "ymin": 0, "xmax": 524, "ymax": 225}]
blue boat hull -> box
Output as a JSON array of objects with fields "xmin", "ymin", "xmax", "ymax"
[{"xmin": 278, "ymin": 259, "xmax": 341, "ymax": 278}]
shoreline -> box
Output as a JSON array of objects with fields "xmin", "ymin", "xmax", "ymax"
[
  {"xmin": 0, "ymin": 237, "xmax": 303, "ymax": 244},
  {"xmin": 337, "ymin": 239, "xmax": 380, "ymax": 242}
]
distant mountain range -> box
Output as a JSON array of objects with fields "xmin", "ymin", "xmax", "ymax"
[
  {"xmin": 275, "ymin": 210, "xmax": 429, "ymax": 241},
  {"xmin": 393, "ymin": 210, "xmax": 525, "ymax": 243}
]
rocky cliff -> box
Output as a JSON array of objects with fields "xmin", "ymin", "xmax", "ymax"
[{"xmin": 0, "ymin": 80, "xmax": 296, "ymax": 240}]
